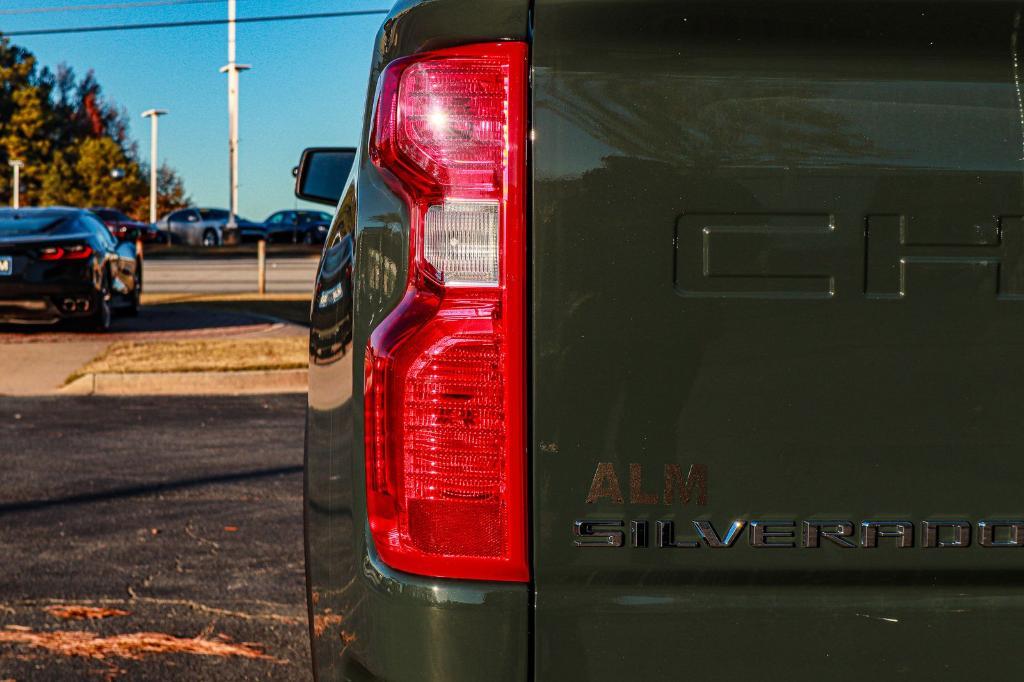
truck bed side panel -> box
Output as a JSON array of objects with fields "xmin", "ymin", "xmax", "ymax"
[{"xmin": 531, "ymin": 2, "xmax": 1024, "ymax": 679}]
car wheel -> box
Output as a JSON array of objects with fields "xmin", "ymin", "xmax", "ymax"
[
  {"xmin": 125, "ymin": 262, "xmax": 141, "ymax": 317},
  {"xmin": 85, "ymin": 274, "xmax": 112, "ymax": 332},
  {"xmin": 202, "ymin": 229, "xmax": 219, "ymax": 247}
]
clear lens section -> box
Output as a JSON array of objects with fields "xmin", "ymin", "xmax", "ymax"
[{"xmin": 423, "ymin": 200, "xmax": 499, "ymax": 286}]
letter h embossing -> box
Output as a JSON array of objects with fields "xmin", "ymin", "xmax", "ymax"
[{"xmin": 866, "ymin": 215, "xmax": 1024, "ymax": 299}]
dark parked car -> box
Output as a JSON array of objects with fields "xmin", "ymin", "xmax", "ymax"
[
  {"xmin": 299, "ymin": 2, "xmax": 1024, "ymax": 682},
  {"xmin": 262, "ymin": 209, "xmax": 332, "ymax": 244},
  {"xmin": 156, "ymin": 207, "xmax": 263, "ymax": 246},
  {"xmin": 89, "ymin": 207, "xmax": 160, "ymax": 243},
  {"xmin": 0, "ymin": 207, "xmax": 141, "ymax": 329}
]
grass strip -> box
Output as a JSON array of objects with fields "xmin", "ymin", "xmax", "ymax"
[{"xmin": 66, "ymin": 337, "xmax": 307, "ymax": 384}]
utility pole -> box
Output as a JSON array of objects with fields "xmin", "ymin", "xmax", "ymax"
[
  {"xmin": 8, "ymin": 160, "xmax": 24, "ymax": 209},
  {"xmin": 220, "ymin": 0, "xmax": 250, "ymax": 230},
  {"xmin": 141, "ymin": 109, "xmax": 168, "ymax": 224}
]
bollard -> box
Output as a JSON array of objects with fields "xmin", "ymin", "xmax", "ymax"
[
  {"xmin": 257, "ymin": 238, "xmax": 266, "ymax": 295},
  {"xmin": 135, "ymin": 237, "xmax": 144, "ymax": 263}
]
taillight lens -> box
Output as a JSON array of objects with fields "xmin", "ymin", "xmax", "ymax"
[
  {"xmin": 364, "ymin": 42, "xmax": 528, "ymax": 582},
  {"xmin": 40, "ymin": 245, "xmax": 93, "ymax": 261}
]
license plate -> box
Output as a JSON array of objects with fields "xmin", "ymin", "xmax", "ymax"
[{"xmin": 0, "ymin": 256, "xmax": 11, "ymax": 276}]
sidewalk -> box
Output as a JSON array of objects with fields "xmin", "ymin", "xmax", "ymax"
[{"xmin": 0, "ymin": 341, "xmax": 110, "ymax": 396}]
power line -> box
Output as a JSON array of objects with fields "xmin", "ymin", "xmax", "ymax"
[
  {"xmin": 0, "ymin": 0, "xmax": 244, "ymax": 16},
  {"xmin": 2, "ymin": 8, "xmax": 390, "ymax": 36}
]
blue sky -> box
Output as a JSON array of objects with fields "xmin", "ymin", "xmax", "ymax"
[{"xmin": 1, "ymin": 0, "xmax": 387, "ymax": 220}]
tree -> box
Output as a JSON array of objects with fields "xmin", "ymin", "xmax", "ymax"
[
  {"xmin": 0, "ymin": 38, "xmax": 55, "ymax": 205},
  {"xmin": 0, "ymin": 34, "xmax": 190, "ymax": 216},
  {"xmin": 40, "ymin": 137, "xmax": 146, "ymax": 209}
]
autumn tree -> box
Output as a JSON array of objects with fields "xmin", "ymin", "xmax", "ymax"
[
  {"xmin": 130, "ymin": 162, "xmax": 190, "ymax": 219},
  {"xmin": 0, "ymin": 38, "xmax": 54, "ymax": 204},
  {"xmin": 0, "ymin": 35, "xmax": 190, "ymax": 218},
  {"xmin": 40, "ymin": 137, "xmax": 147, "ymax": 209}
]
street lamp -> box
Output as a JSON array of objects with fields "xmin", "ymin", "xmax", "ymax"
[
  {"xmin": 220, "ymin": 0, "xmax": 250, "ymax": 230},
  {"xmin": 8, "ymin": 160, "xmax": 24, "ymax": 209},
  {"xmin": 141, "ymin": 109, "xmax": 168, "ymax": 224}
]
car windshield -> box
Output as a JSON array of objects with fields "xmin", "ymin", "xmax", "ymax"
[
  {"xmin": 199, "ymin": 209, "xmax": 229, "ymax": 221},
  {"xmin": 92, "ymin": 209, "xmax": 129, "ymax": 222},
  {"xmin": 0, "ymin": 212, "xmax": 76, "ymax": 236},
  {"xmin": 299, "ymin": 212, "xmax": 331, "ymax": 224}
]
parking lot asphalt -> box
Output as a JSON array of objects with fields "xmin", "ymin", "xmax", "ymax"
[
  {"xmin": 144, "ymin": 258, "xmax": 319, "ymax": 294},
  {"xmin": 0, "ymin": 394, "xmax": 311, "ymax": 680}
]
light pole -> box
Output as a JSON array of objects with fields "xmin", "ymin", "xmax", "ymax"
[
  {"xmin": 141, "ymin": 109, "xmax": 168, "ymax": 224},
  {"xmin": 220, "ymin": 0, "xmax": 250, "ymax": 231},
  {"xmin": 8, "ymin": 160, "xmax": 24, "ymax": 209}
]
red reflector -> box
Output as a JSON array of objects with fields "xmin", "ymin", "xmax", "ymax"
[
  {"xmin": 365, "ymin": 42, "xmax": 528, "ymax": 582},
  {"xmin": 64, "ymin": 245, "xmax": 93, "ymax": 260}
]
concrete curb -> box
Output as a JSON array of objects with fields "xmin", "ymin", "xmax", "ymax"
[{"xmin": 61, "ymin": 369, "xmax": 307, "ymax": 396}]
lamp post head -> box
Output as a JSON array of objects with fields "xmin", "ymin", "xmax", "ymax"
[
  {"xmin": 141, "ymin": 109, "xmax": 168, "ymax": 119},
  {"xmin": 8, "ymin": 160, "xmax": 24, "ymax": 170}
]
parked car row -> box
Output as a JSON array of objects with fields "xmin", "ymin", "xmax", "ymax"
[
  {"xmin": 154, "ymin": 207, "xmax": 332, "ymax": 246},
  {"xmin": 0, "ymin": 202, "xmax": 334, "ymax": 330},
  {"xmin": 63, "ymin": 205, "xmax": 334, "ymax": 248},
  {"xmin": 155, "ymin": 208, "xmax": 330, "ymax": 246}
]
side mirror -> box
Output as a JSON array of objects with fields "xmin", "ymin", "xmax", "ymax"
[{"xmin": 294, "ymin": 147, "xmax": 356, "ymax": 206}]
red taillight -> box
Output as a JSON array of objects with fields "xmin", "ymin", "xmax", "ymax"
[
  {"xmin": 364, "ymin": 42, "xmax": 528, "ymax": 582},
  {"xmin": 40, "ymin": 245, "xmax": 93, "ymax": 261}
]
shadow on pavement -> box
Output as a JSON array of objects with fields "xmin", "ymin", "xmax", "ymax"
[
  {"xmin": 0, "ymin": 304, "xmax": 290, "ymax": 343},
  {"xmin": 0, "ymin": 465, "xmax": 302, "ymax": 516}
]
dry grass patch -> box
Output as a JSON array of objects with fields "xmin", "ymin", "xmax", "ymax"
[{"xmin": 67, "ymin": 338, "xmax": 306, "ymax": 382}]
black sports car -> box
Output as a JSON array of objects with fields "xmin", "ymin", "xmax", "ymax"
[{"xmin": 0, "ymin": 207, "xmax": 142, "ymax": 330}]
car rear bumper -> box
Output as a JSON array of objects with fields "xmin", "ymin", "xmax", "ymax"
[
  {"xmin": 0, "ymin": 281, "xmax": 100, "ymax": 323},
  {"xmin": 0, "ymin": 296, "xmax": 99, "ymax": 323}
]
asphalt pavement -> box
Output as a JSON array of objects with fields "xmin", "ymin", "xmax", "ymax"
[
  {"xmin": 144, "ymin": 258, "xmax": 319, "ymax": 294},
  {"xmin": 0, "ymin": 394, "xmax": 311, "ymax": 680}
]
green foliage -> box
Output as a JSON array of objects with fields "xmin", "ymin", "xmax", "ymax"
[{"xmin": 0, "ymin": 35, "xmax": 190, "ymax": 218}]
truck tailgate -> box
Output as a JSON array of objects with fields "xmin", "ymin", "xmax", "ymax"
[{"xmin": 531, "ymin": 2, "xmax": 1024, "ymax": 679}]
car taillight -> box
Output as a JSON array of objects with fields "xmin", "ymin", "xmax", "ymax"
[
  {"xmin": 40, "ymin": 245, "xmax": 93, "ymax": 261},
  {"xmin": 364, "ymin": 42, "xmax": 528, "ymax": 582}
]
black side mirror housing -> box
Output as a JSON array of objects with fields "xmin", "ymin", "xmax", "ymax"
[{"xmin": 294, "ymin": 147, "xmax": 356, "ymax": 206}]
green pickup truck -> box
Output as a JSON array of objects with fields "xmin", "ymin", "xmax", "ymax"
[{"xmin": 297, "ymin": 1, "xmax": 1024, "ymax": 679}]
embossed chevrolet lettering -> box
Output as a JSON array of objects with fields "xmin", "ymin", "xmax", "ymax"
[
  {"xmin": 573, "ymin": 519, "xmax": 1024, "ymax": 548},
  {"xmin": 675, "ymin": 213, "xmax": 1024, "ymax": 299}
]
